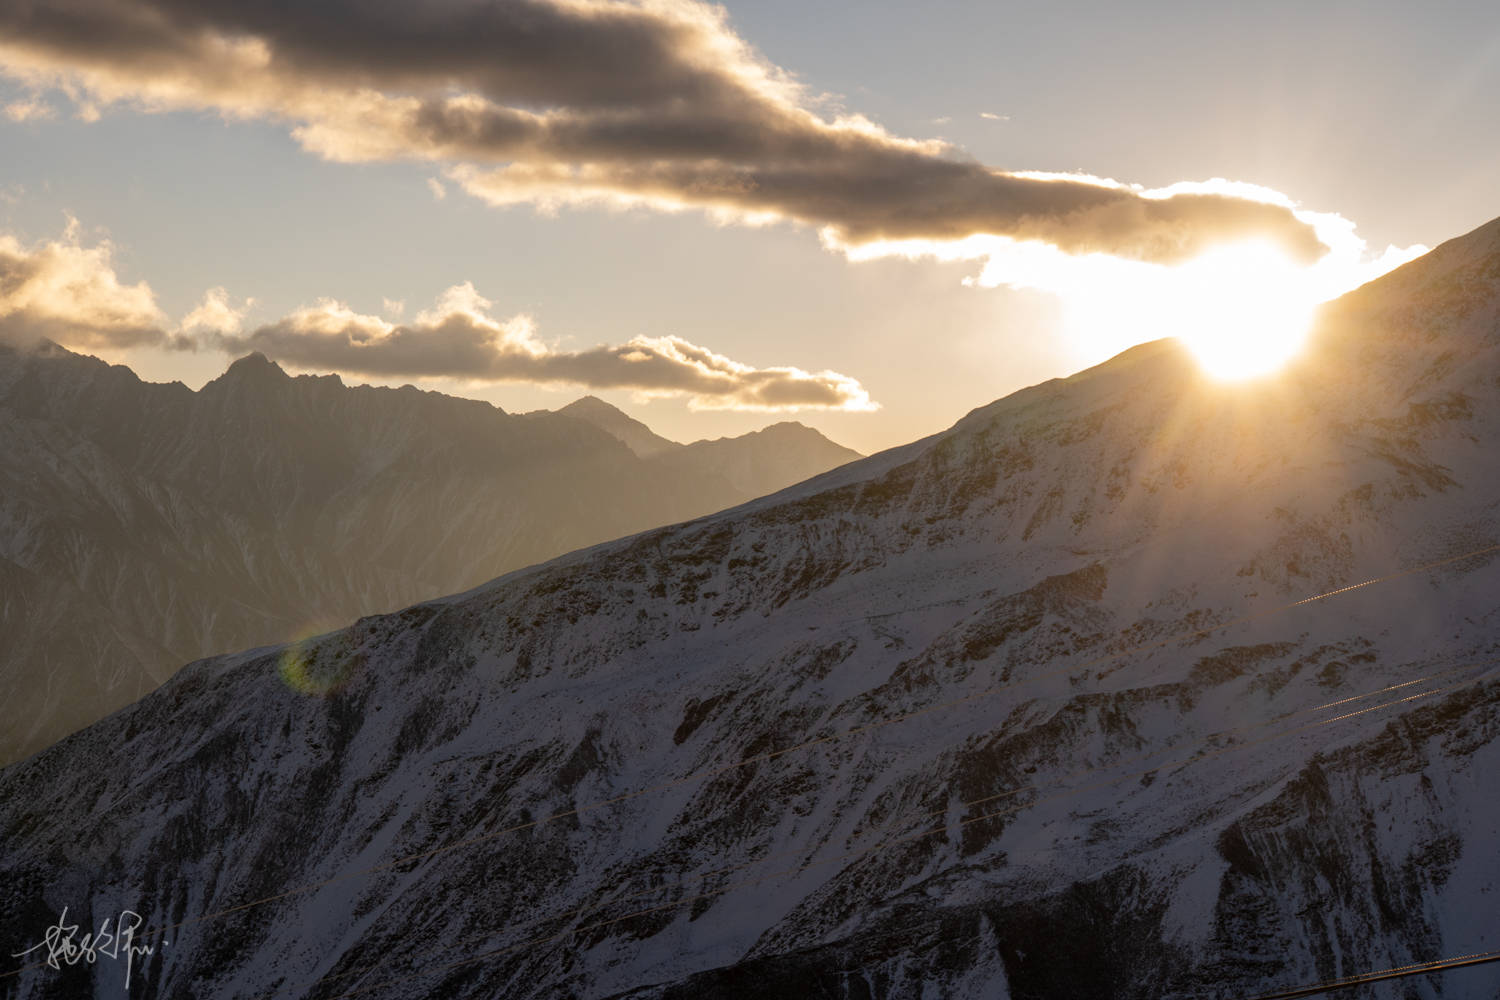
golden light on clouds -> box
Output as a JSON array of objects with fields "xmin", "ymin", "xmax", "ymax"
[
  {"xmin": 832, "ymin": 178, "xmax": 1429, "ymax": 380},
  {"xmin": 0, "ymin": 0, "xmax": 1445, "ymax": 408},
  {"xmin": 0, "ymin": 0, "xmax": 1327, "ymax": 265},
  {"xmin": 0, "ymin": 218, "xmax": 168, "ymax": 350},
  {"xmin": 0, "ymin": 219, "xmax": 875, "ymax": 413}
]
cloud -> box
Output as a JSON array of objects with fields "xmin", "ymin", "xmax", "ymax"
[
  {"xmin": 2, "ymin": 96, "xmax": 53, "ymax": 121},
  {"xmin": 0, "ymin": 219, "xmax": 172, "ymax": 350},
  {"xmin": 843, "ymin": 185, "xmax": 1429, "ymax": 369},
  {"xmin": 0, "ymin": 0, "xmax": 1327, "ymax": 267},
  {"xmin": 425, "ymin": 177, "xmax": 446, "ymax": 201},
  {"xmin": 978, "ymin": 111, "xmax": 1008, "ymax": 121},
  {"xmin": 208, "ymin": 283, "xmax": 876, "ymax": 412},
  {"xmin": 180, "ymin": 285, "xmax": 252, "ymax": 335},
  {"xmin": 0, "ymin": 216, "xmax": 871, "ymax": 411}
]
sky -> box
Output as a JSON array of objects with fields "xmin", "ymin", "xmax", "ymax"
[{"xmin": 0, "ymin": 0, "xmax": 1496, "ymax": 455}]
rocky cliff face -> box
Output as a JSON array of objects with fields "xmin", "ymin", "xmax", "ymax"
[
  {"xmin": 2, "ymin": 217, "xmax": 1498, "ymax": 999},
  {"xmin": 0, "ymin": 354, "xmax": 852, "ymax": 765}
]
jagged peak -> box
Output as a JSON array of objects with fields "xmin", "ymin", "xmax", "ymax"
[{"xmin": 213, "ymin": 351, "xmax": 290, "ymax": 386}]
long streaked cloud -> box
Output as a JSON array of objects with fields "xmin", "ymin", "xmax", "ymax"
[
  {"xmin": 0, "ymin": 0, "xmax": 1327, "ymax": 265},
  {"xmin": 0, "ymin": 223, "xmax": 874, "ymax": 411}
]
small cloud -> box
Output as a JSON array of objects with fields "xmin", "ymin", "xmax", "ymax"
[
  {"xmin": 3, "ymin": 98, "xmax": 54, "ymax": 122},
  {"xmin": 979, "ymin": 112, "xmax": 1009, "ymax": 121},
  {"xmin": 930, "ymin": 115, "xmax": 952, "ymax": 125},
  {"xmin": 381, "ymin": 297, "xmax": 405, "ymax": 319},
  {"xmin": 0, "ymin": 220, "xmax": 170, "ymax": 351},
  {"xmin": 426, "ymin": 177, "xmax": 447, "ymax": 201},
  {"xmin": 180, "ymin": 286, "xmax": 253, "ymax": 336}
]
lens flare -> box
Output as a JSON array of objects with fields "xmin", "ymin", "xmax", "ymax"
[{"xmin": 276, "ymin": 627, "xmax": 363, "ymax": 697}]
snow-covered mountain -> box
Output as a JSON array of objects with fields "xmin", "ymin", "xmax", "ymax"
[
  {"xmin": 0, "ymin": 354, "xmax": 857, "ymax": 765},
  {"xmin": 2, "ymin": 215, "xmax": 1499, "ymax": 999}
]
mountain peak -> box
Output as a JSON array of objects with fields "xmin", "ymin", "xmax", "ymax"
[
  {"xmin": 221, "ymin": 351, "xmax": 289, "ymax": 382},
  {"xmin": 558, "ymin": 394, "xmax": 627, "ymax": 419},
  {"xmin": 556, "ymin": 395, "xmax": 682, "ymax": 458},
  {"xmin": 214, "ymin": 353, "xmax": 289, "ymax": 389},
  {"xmin": 758, "ymin": 420, "xmax": 813, "ymax": 435}
]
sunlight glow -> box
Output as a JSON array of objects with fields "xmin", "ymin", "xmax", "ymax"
[
  {"xmin": 824, "ymin": 178, "xmax": 1429, "ymax": 381},
  {"xmin": 1070, "ymin": 243, "xmax": 1317, "ymax": 380}
]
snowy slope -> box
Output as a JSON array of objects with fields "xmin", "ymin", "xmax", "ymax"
[{"xmin": 2, "ymin": 216, "xmax": 1499, "ymax": 999}]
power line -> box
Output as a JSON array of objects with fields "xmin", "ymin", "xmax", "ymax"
[{"xmin": 1233, "ymin": 948, "xmax": 1500, "ymax": 999}]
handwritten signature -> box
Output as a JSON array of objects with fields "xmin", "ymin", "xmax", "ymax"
[{"xmin": 11, "ymin": 907, "xmax": 166, "ymax": 992}]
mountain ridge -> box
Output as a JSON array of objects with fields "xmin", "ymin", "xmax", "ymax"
[
  {"xmin": 0, "ymin": 349, "xmax": 856, "ymax": 764},
  {"xmin": 552, "ymin": 395, "xmax": 675, "ymax": 457},
  {"xmin": 2, "ymin": 215, "xmax": 1499, "ymax": 998}
]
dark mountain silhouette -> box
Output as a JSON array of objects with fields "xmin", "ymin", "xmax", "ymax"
[
  {"xmin": 552, "ymin": 395, "xmax": 682, "ymax": 458},
  {"xmin": 540, "ymin": 395, "xmax": 864, "ymax": 498},
  {"xmin": 0, "ymin": 351, "xmax": 856, "ymax": 763}
]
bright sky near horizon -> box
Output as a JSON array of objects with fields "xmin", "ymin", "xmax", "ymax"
[{"xmin": 1, "ymin": 0, "xmax": 1497, "ymax": 454}]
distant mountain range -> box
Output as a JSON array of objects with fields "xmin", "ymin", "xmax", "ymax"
[
  {"xmin": 0, "ymin": 352, "xmax": 859, "ymax": 764},
  {"xmin": 544, "ymin": 395, "xmax": 863, "ymax": 497},
  {"xmin": 3, "ymin": 215, "xmax": 1499, "ymax": 999},
  {"xmin": 549, "ymin": 395, "xmax": 684, "ymax": 458}
]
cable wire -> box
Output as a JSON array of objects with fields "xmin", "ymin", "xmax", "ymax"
[{"xmin": 1234, "ymin": 948, "xmax": 1500, "ymax": 999}]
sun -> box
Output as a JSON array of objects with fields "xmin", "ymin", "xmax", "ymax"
[
  {"xmin": 1059, "ymin": 242, "xmax": 1322, "ymax": 380},
  {"xmin": 1162, "ymin": 244, "xmax": 1322, "ymax": 379}
]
